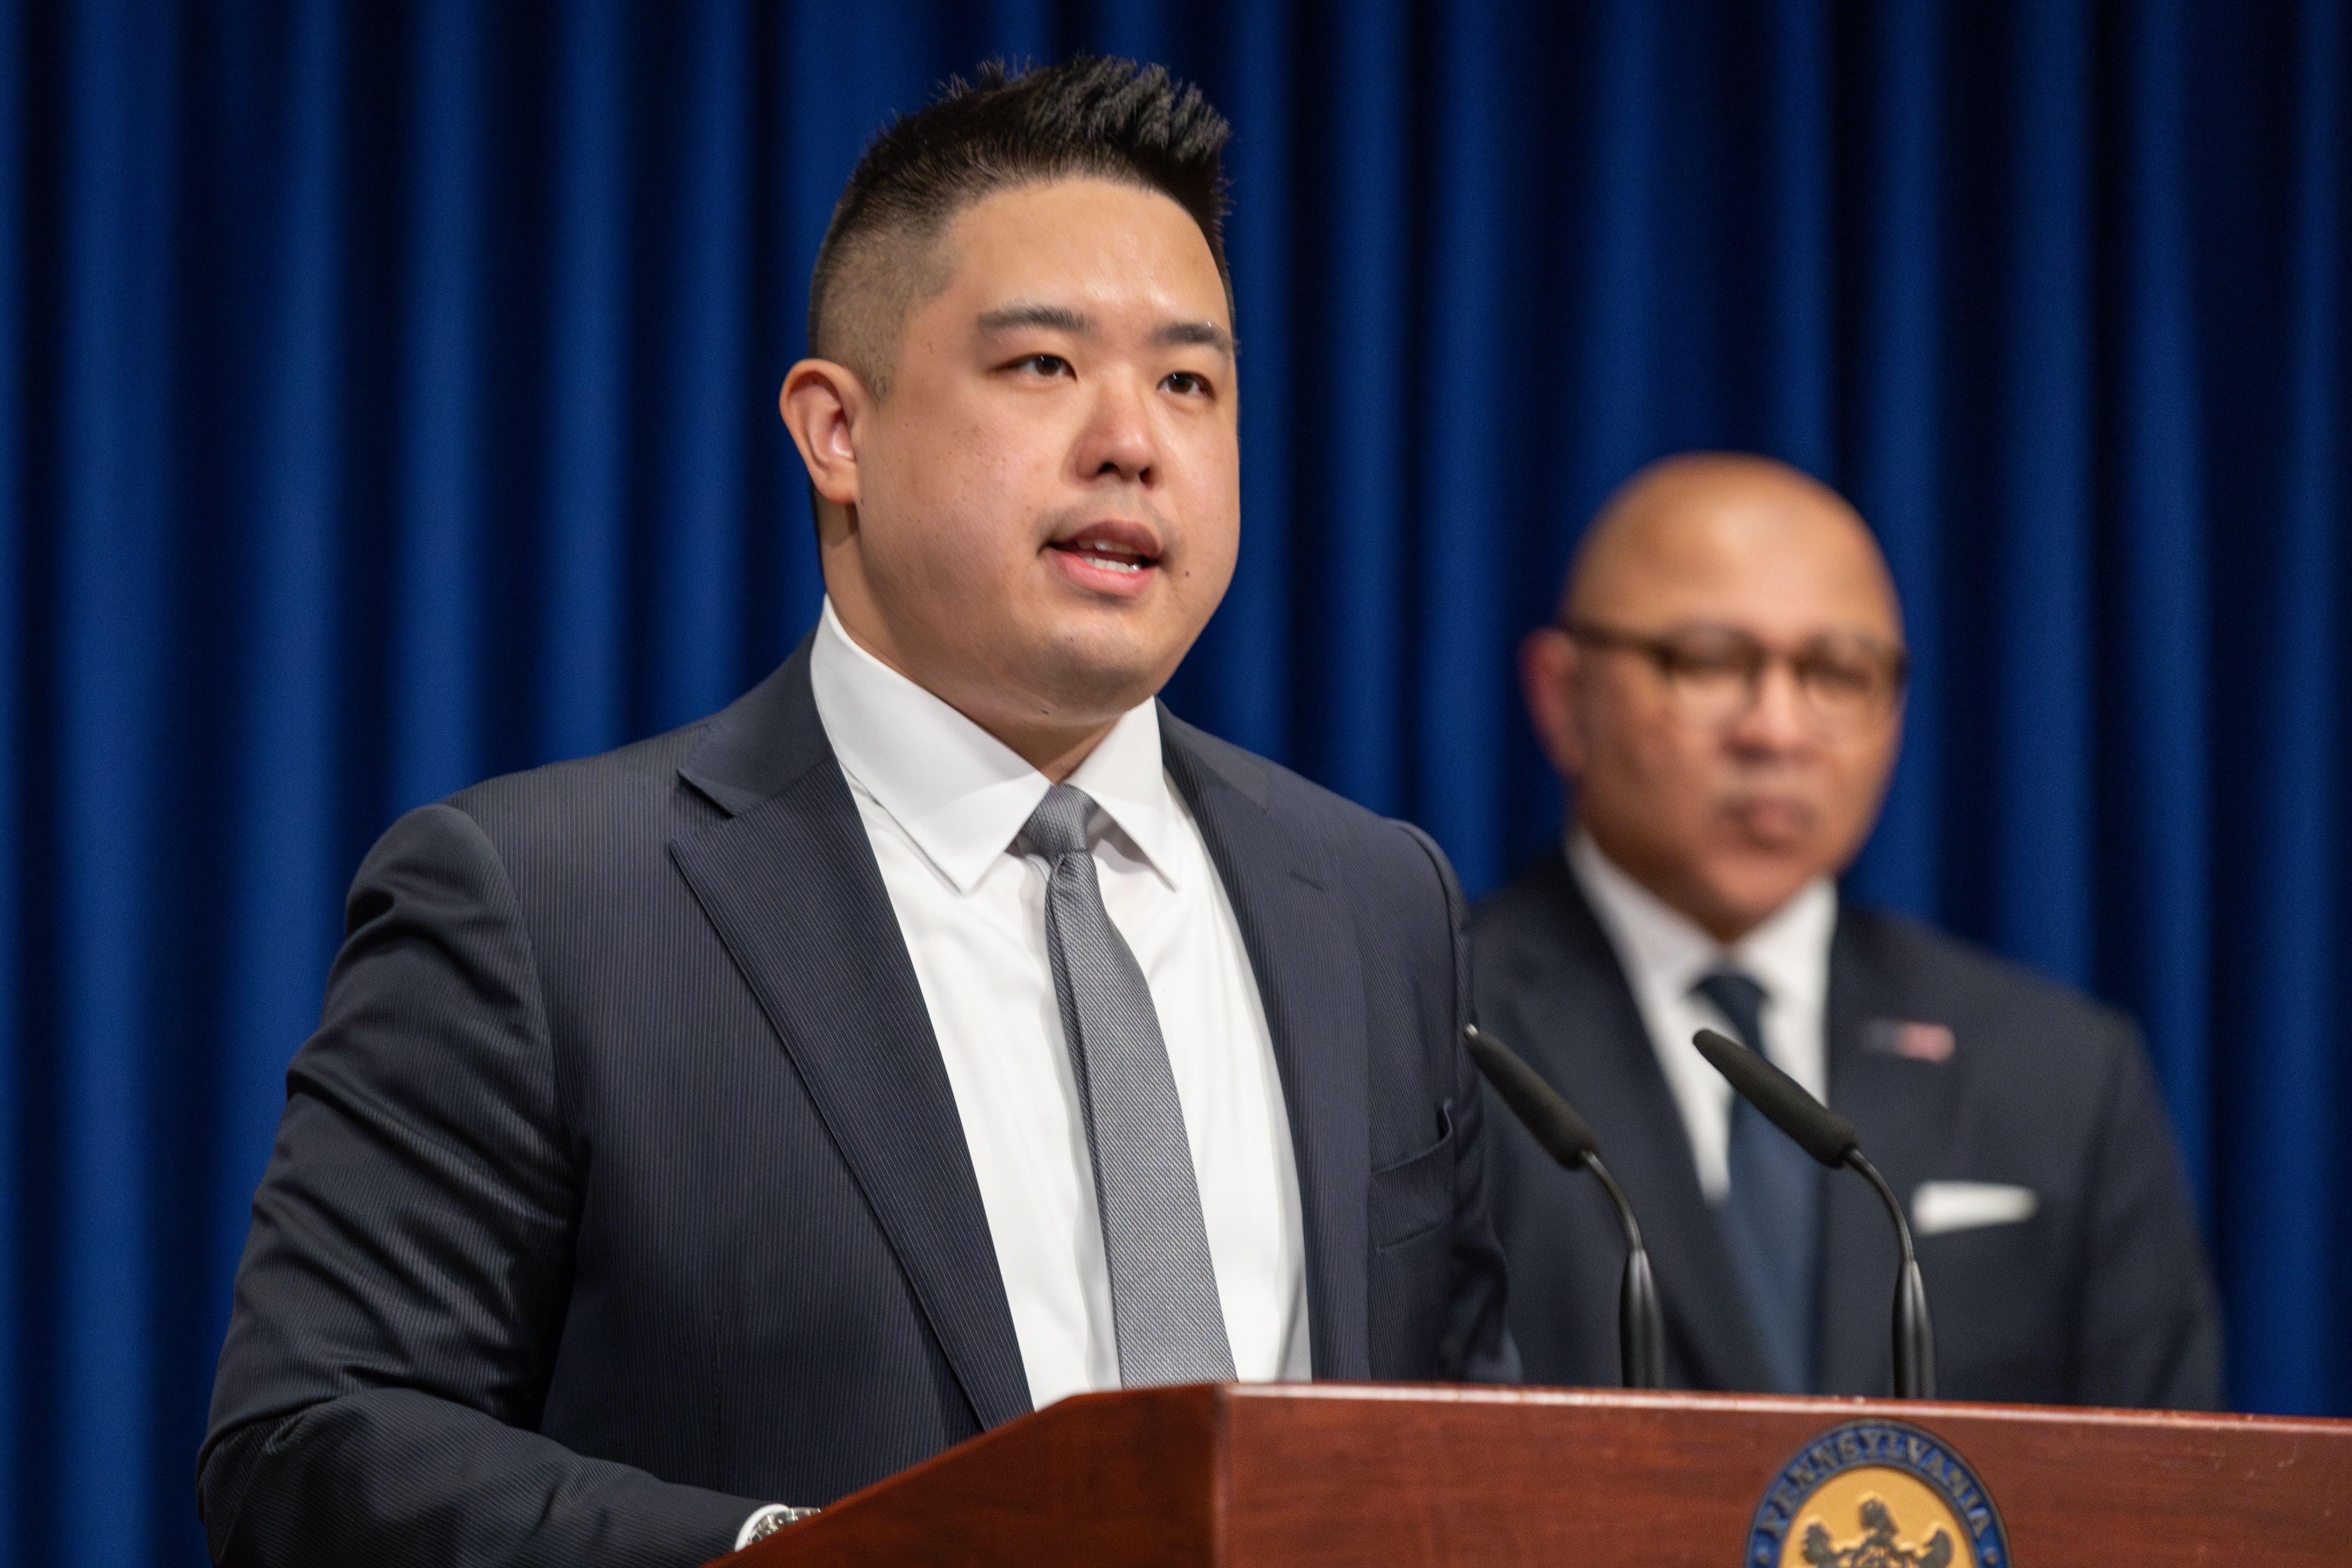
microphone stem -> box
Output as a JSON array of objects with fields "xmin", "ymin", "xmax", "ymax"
[
  {"xmin": 1844, "ymin": 1149, "xmax": 1936, "ymax": 1400},
  {"xmin": 1586, "ymin": 1154, "xmax": 1665, "ymax": 1390},
  {"xmin": 1585, "ymin": 1154, "xmax": 1645, "ymax": 1255},
  {"xmin": 1844, "ymin": 1150, "xmax": 1912, "ymax": 1265}
]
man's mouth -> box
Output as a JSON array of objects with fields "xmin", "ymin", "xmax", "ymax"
[
  {"xmin": 1724, "ymin": 793, "xmax": 1817, "ymax": 844},
  {"xmin": 1047, "ymin": 521, "xmax": 1164, "ymax": 593},
  {"xmin": 1051, "ymin": 537, "xmax": 1156, "ymax": 574}
]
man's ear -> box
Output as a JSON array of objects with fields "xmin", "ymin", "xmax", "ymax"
[
  {"xmin": 780, "ymin": 358, "xmax": 869, "ymax": 519},
  {"xmin": 1520, "ymin": 626, "xmax": 1589, "ymax": 780}
]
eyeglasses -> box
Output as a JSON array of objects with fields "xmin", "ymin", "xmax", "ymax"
[{"xmin": 1561, "ymin": 620, "xmax": 1909, "ymax": 733}]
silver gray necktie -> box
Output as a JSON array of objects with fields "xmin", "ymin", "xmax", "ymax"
[{"xmin": 1021, "ymin": 783, "xmax": 1236, "ymax": 1387}]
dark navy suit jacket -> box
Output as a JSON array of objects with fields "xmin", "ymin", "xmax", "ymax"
[
  {"xmin": 1472, "ymin": 848, "xmax": 2221, "ymax": 1408},
  {"xmin": 199, "ymin": 643, "xmax": 1517, "ymax": 1567}
]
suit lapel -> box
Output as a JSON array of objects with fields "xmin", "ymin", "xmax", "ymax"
[
  {"xmin": 1161, "ymin": 715, "xmax": 1373, "ymax": 1381},
  {"xmin": 1819, "ymin": 910, "xmax": 1965, "ymax": 1395},
  {"xmin": 667, "ymin": 645, "xmax": 1032, "ymax": 1431},
  {"xmin": 1522, "ymin": 858, "xmax": 1777, "ymax": 1392}
]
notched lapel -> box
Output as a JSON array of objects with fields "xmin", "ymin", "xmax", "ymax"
[
  {"xmin": 668, "ymin": 651, "xmax": 1031, "ymax": 1432},
  {"xmin": 1162, "ymin": 717, "xmax": 1373, "ymax": 1381}
]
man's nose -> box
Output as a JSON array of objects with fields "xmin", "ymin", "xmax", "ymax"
[
  {"xmin": 1728, "ymin": 659, "xmax": 1813, "ymax": 751},
  {"xmin": 1075, "ymin": 375, "xmax": 1159, "ymax": 486}
]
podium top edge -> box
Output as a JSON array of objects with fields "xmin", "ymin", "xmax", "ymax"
[{"xmin": 1139, "ymin": 1380, "xmax": 2352, "ymax": 1435}]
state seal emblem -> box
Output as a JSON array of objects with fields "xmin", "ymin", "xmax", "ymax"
[{"xmin": 1745, "ymin": 1419, "xmax": 2010, "ymax": 1568}]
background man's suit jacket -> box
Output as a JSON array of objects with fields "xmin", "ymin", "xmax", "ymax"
[
  {"xmin": 1471, "ymin": 849, "xmax": 2222, "ymax": 1408},
  {"xmin": 199, "ymin": 641, "xmax": 1517, "ymax": 1568}
]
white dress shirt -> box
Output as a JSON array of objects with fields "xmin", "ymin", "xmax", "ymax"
[
  {"xmin": 1565, "ymin": 830, "xmax": 1836, "ymax": 1202},
  {"xmin": 807, "ymin": 598, "xmax": 1311, "ymax": 1412}
]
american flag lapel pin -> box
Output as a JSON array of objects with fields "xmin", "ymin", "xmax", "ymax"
[{"xmin": 1860, "ymin": 1018, "xmax": 1956, "ymax": 1064}]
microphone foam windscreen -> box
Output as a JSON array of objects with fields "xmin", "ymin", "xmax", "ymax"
[
  {"xmin": 1464, "ymin": 1025, "xmax": 1598, "ymax": 1170},
  {"xmin": 1690, "ymin": 1027, "xmax": 1859, "ymax": 1167}
]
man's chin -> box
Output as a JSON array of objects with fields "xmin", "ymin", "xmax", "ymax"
[
  {"xmin": 1038, "ymin": 668, "xmax": 1168, "ymax": 724},
  {"xmin": 1027, "ymin": 619, "xmax": 1198, "ymax": 706},
  {"xmin": 1705, "ymin": 860, "xmax": 1827, "ymax": 927},
  {"xmin": 993, "ymin": 650, "xmax": 1162, "ymax": 727}
]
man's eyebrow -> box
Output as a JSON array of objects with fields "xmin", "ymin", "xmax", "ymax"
[
  {"xmin": 1157, "ymin": 320, "xmax": 1233, "ymax": 358},
  {"xmin": 976, "ymin": 303, "xmax": 1093, "ymax": 336}
]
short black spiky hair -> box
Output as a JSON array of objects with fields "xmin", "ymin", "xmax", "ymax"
[{"xmin": 807, "ymin": 56, "xmax": 1234, "ymax": 395}]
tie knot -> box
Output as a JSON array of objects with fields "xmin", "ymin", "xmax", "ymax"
[
  {"xmin": 1020, "ymin": 783, "xmax": 1097, "ymax": 860},
  {"xmin": 1693, "ymin": 968, "xmax": 1769, "ymax": 1054}
]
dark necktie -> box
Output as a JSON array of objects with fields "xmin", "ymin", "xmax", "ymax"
[
  {"xmin": 1021, "ymin": 784, "xmax": 1236, "ymax": 1388},
  {"xmin": 1693, "ymin": 968, "xmax": 1821, "ymax": 1393}
]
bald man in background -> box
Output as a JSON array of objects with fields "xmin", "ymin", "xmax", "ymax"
[{"xmin": 1473, "ymin": 454, "xmax": 2222, "ymax": 1407}]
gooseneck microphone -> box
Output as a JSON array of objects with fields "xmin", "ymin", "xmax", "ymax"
[
  {"xmin": 1691, "ymin": 1027, "xmax": 1935, "ymax": 1399},
  {"xmin": 1464, "ymin": 1025, "xmax": 1665, "ymax": 1390}
]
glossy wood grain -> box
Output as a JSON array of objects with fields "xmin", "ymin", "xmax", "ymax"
[{"xmin": 723, "ymin": 1383, "xmax": 2352, "ymax": 1567}]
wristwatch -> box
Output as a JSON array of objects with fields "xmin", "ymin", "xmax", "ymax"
[{"xmin": 740, "ymin": 1504, "xmax": 821, "ymax": 1547}]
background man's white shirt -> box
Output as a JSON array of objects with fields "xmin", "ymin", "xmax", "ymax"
[
  {"xmin": 1565, "ymin": 829, "xmax": 1835, "ymax": 1202},
  {"xmin": 808, "ymin": 597, "xmax": 1311, "ymax": 1412}
]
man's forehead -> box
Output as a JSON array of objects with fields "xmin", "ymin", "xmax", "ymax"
[
  {"xmin": 1574, "ymin": 481, "xmax": 1902, "ymax": 635},
  {"xmin": 936, "ymin": 179, "xmax": 1228, "ymax": 314}
]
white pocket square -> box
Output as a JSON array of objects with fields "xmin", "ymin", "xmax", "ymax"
[{"xmin": 1912, "ymin": 1181, "xmax": 2038, "ymax": 1237}]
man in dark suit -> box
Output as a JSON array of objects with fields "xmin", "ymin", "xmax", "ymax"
[
  {"xmin": 1475, "ymin": 453, "xmax": 2220, "ymax": 1406},
  {"xmin": 200, "ymin": 59, "xmax": 1513, "ymax": 1567}
]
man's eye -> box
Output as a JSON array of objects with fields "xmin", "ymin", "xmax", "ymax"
[
  {"xmin": 1163, "ymin": 370, "xmax": 1212, "ymax": 396},
  {"xmin": 1805, "ymin": 660, "xmax": 1875, "ymax": 693},
  {"xmin": 1660, "ymin": 648, "xmax": 1750, "ymax": 682},
  {"xmin": 1012, "ymin": 353, "xmax": 1072, "ymax": 377}
]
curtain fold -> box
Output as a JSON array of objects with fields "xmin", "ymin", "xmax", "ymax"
[
  {"xmin": 394, "ymin": 0, "xmax": 484, "ymax": 809},
  {"xmin": 2222, "ymin": 0, "xmax": 2347, "ymax": 1421},
  {"xmin": 56, "ymin": 5, "xmax": 176, "ymax": 1560},
  {"xmin": 2113, "ymin": 0, "xmax": 2214, "ymax": 1202},
  {"xmin": 2, "ymin": 3, "xmax": 2347, "ymax": 1561},
  {"xmin": 0, "ymin": 2, "xmax": 21, "ymax": 1556}
]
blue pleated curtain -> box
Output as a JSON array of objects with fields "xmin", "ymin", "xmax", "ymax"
[{"xmin": 2, "ymin": 2, "xmax": 2346, "ymax": 1563}]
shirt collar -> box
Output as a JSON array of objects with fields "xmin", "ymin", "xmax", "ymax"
[
  {"xmin": 1566, "ymin": 827, "xmax": 1835, "ymax": 1014},
  {"xmin": 807, "ymin": 597, "xmax": 1182, "ymax": 895}
]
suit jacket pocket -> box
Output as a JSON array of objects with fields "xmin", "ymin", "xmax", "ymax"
[
  {"xmin": 1370, "ymin": 1098, "xmax": 1456, "ymax": 1253},
  {"xmin": 1369, "ymin": 1099, "xmax": 1457, "ymax": 1377}
]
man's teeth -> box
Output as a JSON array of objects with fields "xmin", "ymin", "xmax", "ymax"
[{"xmin": 1068, "ymin": 541, "xmax": 1147, "ymax": 572}]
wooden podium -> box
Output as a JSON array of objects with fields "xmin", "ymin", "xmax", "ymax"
[{"xmin": 723, "ymin": 1382, "xmax": 2352, "ymax": 1566}]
